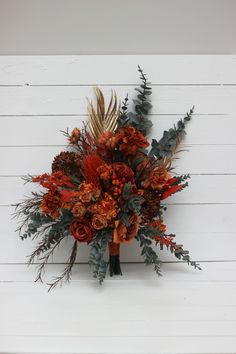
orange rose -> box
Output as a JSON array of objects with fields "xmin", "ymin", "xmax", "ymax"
[
  {"xmin": 77, "ymin": 182, "xmax": 101, "ymax": 203},
  {"xmin": 113, "ymin": 214, "xmax": 139, "ymax": 243},
  {"xmin": 79, "ymin": 191, "xmax": 93, "ymax": 204},
  {"xmin": 72, "ymin": 202, "xmax": 86, "ymax": 219},
  {"xmin": 69, "ymin": 128, "xmax": 81, "ymax": 144},
  {"xmin": 70, "ymin": 219, "xmax": 94, "ymax": 243},
  {"xmin": 87, "ymin": 203, "xmax": 98, "ymax": 214},
  {"xmin": 93, "ymin": 188, "xmax": 101, "ymax": 199},
  {"xmin": 92, "ymin": 214, "xmax": 108, "ymax": 230}
]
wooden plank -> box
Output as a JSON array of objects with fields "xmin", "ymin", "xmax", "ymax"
[
  {"xmin": 1, "ymin": 267, "xmax": 236, "ymax": 353},
  {"xmin": 1, "ymin": 175, "xmax": 235, "ymax": 206},
  {"xmin": 1, "ymin": 145, "xmax": 236, "ymax": 175},
  {"xmin": 2, "ymin": 229, "xmax": 235, "ymax": 263},
  {"xmin": 0, "ymin": 86, "xmax": 235, "ymax": 116},
  {"xmin": 0, "ymin": 55, "xmax": 235, "ymax": 85},
  {"xmin": 1, "ymin": 335, "xmax": 236, "ymax": 354},
  {"xmin": 2, "ymin": 204, "xmax": 235, "ymax": 263},
  {"xmin": 0, "ymin": 114, "xmax": 235, "ymax": 146},
  {"xmin": 2, "ymin": 310, "xmax": 236, "ymax": 337},
  {"xmin": 0, "ymin": 56, "xmax": 235, "ymax": 354}
]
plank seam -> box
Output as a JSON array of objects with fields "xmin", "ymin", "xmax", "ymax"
[
  {"xmin": 0, "ymin": 260, "xmax": 236, "ymax": 265},
  {"xmin": 2, "ymin": 203, "xmax": 235, "ymax": 208},
  {"xmin": 1, "ymin": 173, "xmax": 236, "ymax": 177},
  {"xmin": 0, "ymin": 83, "xmax": 236, "ymax": 87},
  {"xmin": 0, "ymin": 113, "xmax": 229, "ymax": 117},
  {"xmin": 1, "ymin": 144, "xmax": 236, "ymax": 148}
]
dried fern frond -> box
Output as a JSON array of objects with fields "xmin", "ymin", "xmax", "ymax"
[{"xmin": 87, "ymin": 87, "xmax": 120, "ymax": 143}]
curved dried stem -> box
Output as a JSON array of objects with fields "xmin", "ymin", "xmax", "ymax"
[
  {"xmin": 47, "ymin": 240, "xmax": 78, "ymax": 291},
  {"xmin": 30, "ymin": 234, "xmax": 66, "ymax": 283}
]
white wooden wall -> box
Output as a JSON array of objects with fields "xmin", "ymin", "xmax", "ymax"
[
  {"xmin": 0, "ymin": 55, "xmax": 235, "ymax": 263},
  {"xmin": 0, "ymin": 56, "xmax": 236, "ymax": 354}
]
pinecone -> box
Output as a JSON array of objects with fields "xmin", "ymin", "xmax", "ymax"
[
  {"xmin": 141, "ymin": 190, "xmax": 161, "ymax": 222},
  {"xmin": 52, "ymin": 151, "xmax": 82, "ymax": 179}
]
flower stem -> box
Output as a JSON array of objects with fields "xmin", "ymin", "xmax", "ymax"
[{"xmin": 108, "ymin": 242, "xmax": 122, "ymax": 276}]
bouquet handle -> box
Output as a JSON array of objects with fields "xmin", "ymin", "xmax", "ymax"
[{"xmin": 108, "ymin": 242, "xmax": 122, "ymax": 276}]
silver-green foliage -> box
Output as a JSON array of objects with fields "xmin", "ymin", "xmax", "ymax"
[
  {"xmin": 117, "ymin": 66, "xmax": 153, "ymax": 136},
  {"xmin": 149, "ymin": 107, "xmax": 194, "ymax": 160},
  {"xmin": 136, "ymin": 228, "xmax": 162, "ymax": 276},
  {"xmin": 89, "ymin": 228, "xmax": 112, "ymax": 284}
]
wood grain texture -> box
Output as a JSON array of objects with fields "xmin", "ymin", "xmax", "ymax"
[
  {"xmin": 0, "ymin": 114, "xmax": 235, "ymax": 145},
  {"xmin": 1, "ymin": 336, "xmax": 236, "ymax": 354},
  {"xmin": 0, "ymin": 263, "xmax": 236, "ymax": 354},
  {"xmin": 1, "ymin": 145, "xmax": 236, "ymax": 175},
  {"xmin": 2, "ymin": 204, "xmax": 235, "ymax": 263},
  {"xmin": 0, "ymin": 85, "xmax": 235, "ymax": 115},
  {"xmin": 0, "ymin": 55, "xmax": 235, "ymax": 85},
  {"xmin": 1, "ymin": 175, "xmax": 235, "ymax": 205}
]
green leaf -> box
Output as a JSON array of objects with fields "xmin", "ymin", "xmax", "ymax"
[
  {"xmin": 122, "ymin": 182, "xmax": 132, "ymax": 198},
  {"xmin": 119, "ymin": 212, "xmax": 130, "ymax": 226},
  {"xmin": 149, "ymin": 107, "xmax": 194, "ymax": 162},
  {"xmin": 89, "ymin": 228, "xmax": 112, "ymax": 284}
]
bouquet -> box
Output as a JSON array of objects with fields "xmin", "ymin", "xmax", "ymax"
[{"xmin": 14, "ymin": 67, "xmax": 201, "ymax": 290}]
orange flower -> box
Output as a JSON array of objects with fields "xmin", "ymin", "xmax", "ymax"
[
  {"xmin": 60, "ymin": 190, "xmax": 82, "ymax": 211},
  {"xmin": 92, "ymin": 214, "xmax": 108, "ymax": 230},
  {"xmin": 97, "ymin": 164, "xmax": 113, "ymax": 180},
  {"xmin": 61, "ymin": 190, "xmax": 78, "ymax": 203},
  {"xmin": 88, "ymin": 194, "xmax": 118, "ymax": 223},
  {"xmin": 116, "ymin": 126, "xmax": 149, "ymax": 155},
  {"xmin": 98, "ymin": 131, "xmax": 117, "ymax": 150},
  {"xmin": 97, "ymin": 163, "xmax": 135, "ymax": 197},
  {"xmin": 33, "ymin": 171, "xmax": 74, "ymax": 190},
  {"xmin": 40, "ymin": 189, "xmax": 62, "ymax": 219},
  {"xmin": 97, "ymin": 131, "xmax": 118, "ymax": 160},
  {"xmin": 87, "ymin": 203, "xmax": 98, "ymax": 214},
  {"xmin": 70, "ymin": 219, "xmax": 94, "ymax": 243},
  {"xmin": 98, "ymin": 194, "xmax": 118, "ymax": 221},
  {"xmin": 111, "ymin": 162, "xmax": 134, "ymax": 182},
  {"xmin": 68, "ymin": 128, "xmax": 81, "ymax": 144},
  {"xmin": 72, "ymin": 202, "xmax": 86, "ymax": 219},
  {"xmin": 113, "ymin": 214, "xmax": 139, "ymax": 244},
  {"xmin": 113, "ymin": 220, "xmax": 127, "ymax": 244},
  {"xmin": 77, "ymin": 182, "xmax": 101, "ymax": 204},
  {"xmin": 142, "ymin": 166, "xmax": 171, "ymax": 190},
  {"xmin": 149, "ymin": 219, "xmax": 167, "ymax": 234}
]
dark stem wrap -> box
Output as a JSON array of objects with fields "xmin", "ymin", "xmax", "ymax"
[{"xmin": 108, "ymin": 242, "xmax": 122, "ymax": 276}]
